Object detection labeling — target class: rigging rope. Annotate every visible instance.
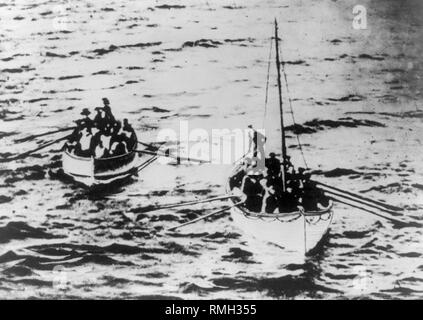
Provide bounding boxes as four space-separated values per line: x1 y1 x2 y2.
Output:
262 38 273 129
278 46 309 169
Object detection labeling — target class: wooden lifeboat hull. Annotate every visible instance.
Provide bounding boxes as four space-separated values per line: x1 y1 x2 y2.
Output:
62 150 138 187
229 197 333 254
227 164 334 254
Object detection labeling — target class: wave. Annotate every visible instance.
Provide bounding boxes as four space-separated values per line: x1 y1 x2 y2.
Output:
58 75 83 81
361 182 411 194
222 247 256 264
172 38 254 51
211 274 340 298
0 221 62 244
2 164 48 184
183 39 222 49
222 5 246 10
282 60 309 66
286 117 385 134
0 195 12 204
356 53 386 61
45 51 67 58
89 42 161 57
328 94 364 102
155 4 186 9
312 168 361 177
2 65 35 73
0 131 17 140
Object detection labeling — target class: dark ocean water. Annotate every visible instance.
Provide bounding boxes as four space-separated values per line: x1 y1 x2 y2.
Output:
0 0 423 299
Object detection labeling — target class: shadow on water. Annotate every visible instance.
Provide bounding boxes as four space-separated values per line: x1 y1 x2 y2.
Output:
85 175 137 200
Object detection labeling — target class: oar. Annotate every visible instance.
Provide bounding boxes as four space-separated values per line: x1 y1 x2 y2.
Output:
313 181 402 212
327 195 413 227
136 141 168 172
136 155 159 173
14 127 75 143
136 149 210 164
166 202 242 232
137 140 163 151
320 188 401 216
0 135 70 163
135 195 237 214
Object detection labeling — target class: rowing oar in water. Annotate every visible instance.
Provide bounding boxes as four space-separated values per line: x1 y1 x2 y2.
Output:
313 181 402 212
166 201 243 232
137 140 170 151
319 188 401 216
14 126 76 143
0 135 70 163
136 149 210 164
326 194 419 228
134 195 237 214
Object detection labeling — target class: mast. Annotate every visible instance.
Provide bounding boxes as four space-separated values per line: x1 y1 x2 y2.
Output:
274 19 287 192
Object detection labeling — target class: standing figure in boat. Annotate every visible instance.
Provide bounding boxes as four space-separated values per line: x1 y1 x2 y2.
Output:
79 108 94 130
102 98 115 123
226 20 333 254
64 98 137 159
247 125 266 156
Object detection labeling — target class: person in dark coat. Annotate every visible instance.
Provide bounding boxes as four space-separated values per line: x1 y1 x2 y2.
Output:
93 107 107 131
76 108 94 130
111 141 128 156
247 125 266 163
278 187 299 213
122 118 136 150
102 98 115 123
68 126 80 143
240 174 263 212
262 184 279 213
265 152 281 176
300 173 329 210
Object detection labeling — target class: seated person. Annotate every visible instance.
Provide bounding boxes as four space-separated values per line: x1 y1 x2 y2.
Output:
94 107 107 131
278 187 299 213
262 184 279 213
123 118 134 134
122 119 136 151
265 152 281 176
102 98 116 124
100 128 112 151
79 108 94 130
240 174 263 213
74 128 93 157
95 140 108 158
64 141 77 154
110 140 128 156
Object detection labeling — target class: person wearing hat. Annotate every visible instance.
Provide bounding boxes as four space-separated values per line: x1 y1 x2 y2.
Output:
102 97 115 124
122 118 136 151
278 187 299 213
240 169 264 213
74 126 93 157
247 125 266 167
94 107 107 131
283 155 294 176
78 108 94 130
265 152 281 177
299 173 320 211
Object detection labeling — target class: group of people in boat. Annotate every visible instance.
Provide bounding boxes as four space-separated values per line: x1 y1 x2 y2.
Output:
65 98 136 159
231 154 329 213
230 126 329 214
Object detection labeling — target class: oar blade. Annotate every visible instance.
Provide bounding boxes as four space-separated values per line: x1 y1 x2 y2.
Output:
327 195 416 228
314 181 403 212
